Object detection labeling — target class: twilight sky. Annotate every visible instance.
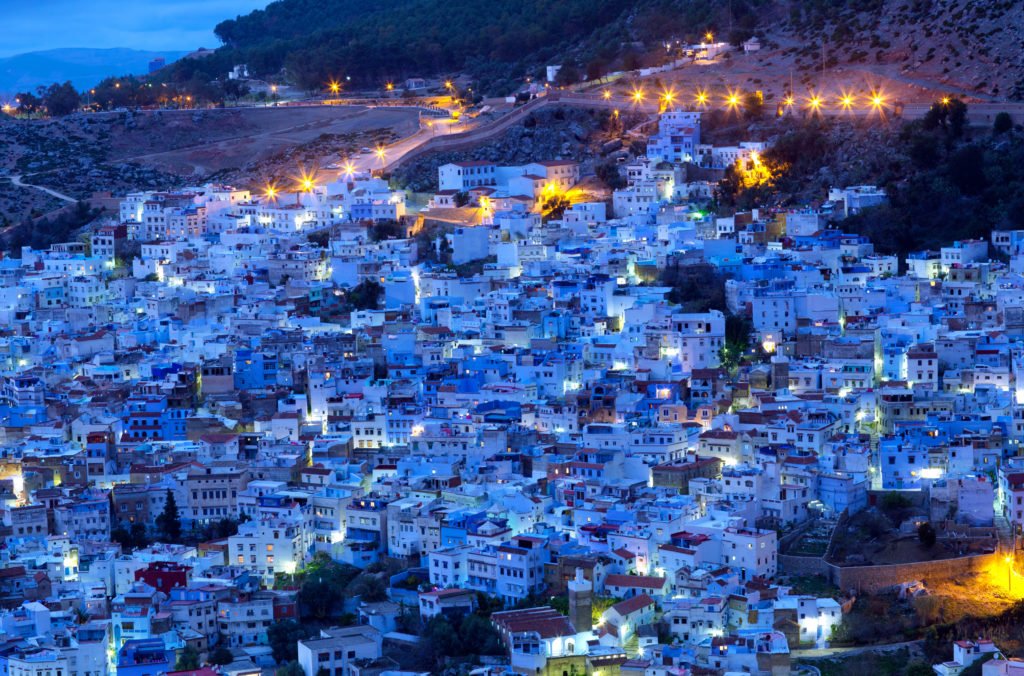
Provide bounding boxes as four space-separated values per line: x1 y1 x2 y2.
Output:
0 0 270 57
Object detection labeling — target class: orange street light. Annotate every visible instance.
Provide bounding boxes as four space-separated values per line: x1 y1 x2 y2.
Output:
808 95 823 112
343 161 356 177
375 145 387 162
602 90 612 101
783 95 795 107
385 82 394 92
264 183 279 201
328 81 341 94
631 88 645 104
444 80 454 90
870 92 885 109
661 89 677 107
695 90 709 106
726 92 741 109
940 96 951 106
705 31 714 42
839 94 854 110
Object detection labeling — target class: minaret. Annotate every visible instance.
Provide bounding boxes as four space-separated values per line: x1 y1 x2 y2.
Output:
568 567 592 633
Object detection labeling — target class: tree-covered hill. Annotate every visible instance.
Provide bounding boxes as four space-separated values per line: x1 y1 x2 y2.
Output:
161 0 1024 100
170 0 767 94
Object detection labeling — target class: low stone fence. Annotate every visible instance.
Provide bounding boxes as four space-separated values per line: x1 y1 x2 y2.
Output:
830 552 998 594
779 549 999 594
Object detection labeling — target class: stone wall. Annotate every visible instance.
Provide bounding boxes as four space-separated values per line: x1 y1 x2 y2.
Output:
779 554 830 576
830 552 998 594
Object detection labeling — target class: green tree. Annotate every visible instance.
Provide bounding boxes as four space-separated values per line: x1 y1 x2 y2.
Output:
14 91 42 114
348 574 387 602
369 220 404 241
156 489 182 542
275 661 305 676
267 620 312 664
541 195 571 223
344 279 383 311
917 522 937 547
111 526 133 551
130 522 150 549
208 646 235 665
994 111 1014 135
175 646 200 671
555 63 580 86
42 81 81 116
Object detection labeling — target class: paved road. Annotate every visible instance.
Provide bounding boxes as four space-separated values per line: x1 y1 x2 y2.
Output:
7 174 77 203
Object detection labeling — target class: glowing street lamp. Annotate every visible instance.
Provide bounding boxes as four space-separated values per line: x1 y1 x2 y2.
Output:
343 161 356 178
294 169 318 201
661 89 677 108
839 94 854 111
783 94 795 107
602 90 612 101
385 82 395 92
444 80 454 90
807 95 823 113
328 81 341 94
695 90 709 106
705 31 714 42
631 88 645 104
726 92 741 110
375 145 387 163
264 183 279 201
870 92 885 109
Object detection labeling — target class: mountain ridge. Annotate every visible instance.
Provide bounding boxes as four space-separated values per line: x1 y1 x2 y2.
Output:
0 48 189 94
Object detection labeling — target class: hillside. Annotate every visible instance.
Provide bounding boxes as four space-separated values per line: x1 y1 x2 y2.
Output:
0 48 188 94
162 0 1023 100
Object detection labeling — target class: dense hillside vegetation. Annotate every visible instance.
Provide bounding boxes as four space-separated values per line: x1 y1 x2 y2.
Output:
167 0 767 94
158 0 1022 100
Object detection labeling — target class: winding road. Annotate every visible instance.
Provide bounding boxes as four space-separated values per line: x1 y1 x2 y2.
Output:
7 174 77 203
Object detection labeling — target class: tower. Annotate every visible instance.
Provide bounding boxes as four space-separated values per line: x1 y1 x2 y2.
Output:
568 567 592 633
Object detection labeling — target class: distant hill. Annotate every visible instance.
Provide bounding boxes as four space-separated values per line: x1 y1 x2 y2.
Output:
162 0 1022 100
0 48 189 94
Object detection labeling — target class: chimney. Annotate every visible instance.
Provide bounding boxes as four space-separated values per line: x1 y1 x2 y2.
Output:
568 567 592 633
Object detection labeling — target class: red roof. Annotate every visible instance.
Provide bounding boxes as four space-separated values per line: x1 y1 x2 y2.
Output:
610 593 655 616
604 574 666 590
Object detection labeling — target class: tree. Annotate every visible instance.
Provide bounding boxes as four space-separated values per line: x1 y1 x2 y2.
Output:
297 557 360 619
14 91 42 114
156 489 182 542
130 522 150 549
267 620 312 664
742 91 764 119
208 646 235 665
917 522 937 547
555 63 580 87
111 526 133 551
369 220 404 241
348 574 387 602
994 112 1014 135
42 81 81 116
585 57 608 81
541 195 571 223
275 661 305 676
344 279 383 311
175 646 200 671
